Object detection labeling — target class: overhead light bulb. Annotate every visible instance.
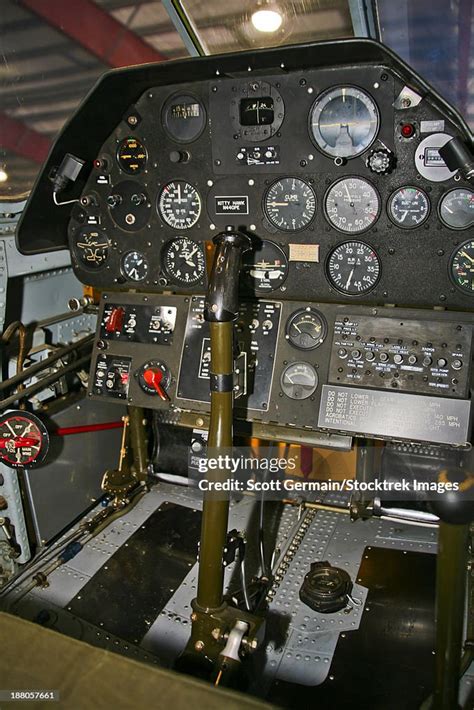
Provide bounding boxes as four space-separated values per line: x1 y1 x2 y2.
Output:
0 169 8 183
251 9 283 33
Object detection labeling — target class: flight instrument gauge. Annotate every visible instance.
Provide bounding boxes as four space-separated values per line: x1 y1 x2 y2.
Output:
325 177 380 233
388 187 430 228
449 240 474 294
309 86 379 159
439 188 474 230
326 241 380 295
0 411 49 468
73 228 109 269
280 362 318 400
286 308 327 350
162 237 205 285
117 137 147 174
264 177 316 231
242 240 288 293
162 93 206 143
158 181 201 229
121 251 148 282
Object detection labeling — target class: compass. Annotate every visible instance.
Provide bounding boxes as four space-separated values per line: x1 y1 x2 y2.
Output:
0 411 49 468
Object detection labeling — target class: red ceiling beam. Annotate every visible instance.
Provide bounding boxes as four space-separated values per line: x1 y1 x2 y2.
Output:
0 112 51 163
18 0 167 67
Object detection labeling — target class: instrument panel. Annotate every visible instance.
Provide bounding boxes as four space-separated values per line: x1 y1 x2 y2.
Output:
67 62 474 309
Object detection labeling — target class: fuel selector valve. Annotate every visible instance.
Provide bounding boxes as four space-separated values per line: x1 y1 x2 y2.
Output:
137 360 170 401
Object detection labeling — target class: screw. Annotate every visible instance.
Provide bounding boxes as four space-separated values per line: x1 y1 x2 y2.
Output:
194 640 204 651
128 115 138 126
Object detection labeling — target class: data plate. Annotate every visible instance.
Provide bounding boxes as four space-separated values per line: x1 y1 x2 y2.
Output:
318 385 471 445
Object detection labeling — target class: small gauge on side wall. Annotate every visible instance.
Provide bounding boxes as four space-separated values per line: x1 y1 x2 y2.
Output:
449 240 474 295
326 241 381 295
280 362 318 400
286 308 327 350
0 411 49 468
121 251 149 282
117 137 147 174
242 240 288 293
162 237 205 285
439 188 474 230
264 177 316 232
388 186 430 228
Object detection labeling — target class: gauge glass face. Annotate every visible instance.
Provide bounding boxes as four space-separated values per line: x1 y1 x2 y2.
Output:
240 97 274 126
388 187 430 228
325 177 380 233
280 362 318 400
264 177 316 231
327 241 380 295
439 188 474 230
117 137 147 174
310 86 379 158
0 411 49 468
242 240 288 292
73 228 109 269
162 94 206 143
158 181 201 229
450 240 474 294
286 309 327 350
162 237 205 285
121 251 148 281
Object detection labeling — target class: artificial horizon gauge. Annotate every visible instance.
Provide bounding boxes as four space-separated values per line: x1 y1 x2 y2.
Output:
158 181 201 229
121 251 148 281
439 188 474 230
325 177 380 233
280 362 318 400
117 137 147 174
162 93 206 143
309 86 379 158
0 411 49 468
326 240 381 295
388 186 430 228
162 237 205 285
73 228 109 269
242 240 288 292
286 308 327 350
449 240 474 294
264 177 316 231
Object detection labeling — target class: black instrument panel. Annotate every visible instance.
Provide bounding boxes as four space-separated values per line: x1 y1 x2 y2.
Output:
66 60 474 309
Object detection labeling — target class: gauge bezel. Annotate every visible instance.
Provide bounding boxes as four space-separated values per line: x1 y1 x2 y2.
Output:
72 227 110 271
387 186 430 229
116 136 148 175
161 92 206 144
161 237 206 286
242 239 289 293
157 180 202 230
120 250 149 282
280 361 318 400
308 84 380 159
324 176 381 235
325 239 381 296
263 176 317 232
0 410 50 468
285 308 327 350
438 188 474 231
448 239 474 295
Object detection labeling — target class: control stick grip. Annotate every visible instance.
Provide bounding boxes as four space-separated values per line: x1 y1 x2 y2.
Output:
204 228 252 323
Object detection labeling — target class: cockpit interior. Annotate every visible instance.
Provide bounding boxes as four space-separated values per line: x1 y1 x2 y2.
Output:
0 2 473 708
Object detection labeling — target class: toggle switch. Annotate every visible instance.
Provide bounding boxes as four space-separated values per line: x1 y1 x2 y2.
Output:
105 307 125 334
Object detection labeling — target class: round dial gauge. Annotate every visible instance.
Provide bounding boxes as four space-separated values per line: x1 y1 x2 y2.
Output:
439 188 474 230
286 308 327 350
158 181 201 229
388 186 430 228
162 94 206 143
264 177 316 231
121 251 148 282
0 411 49 468
280 362 318 400
327 241 381 295
310 86 379 158
162 237 205 285
325 177 380 234
117 137 147 174
73 227 109 269
242 241 288 293
449 240 474 295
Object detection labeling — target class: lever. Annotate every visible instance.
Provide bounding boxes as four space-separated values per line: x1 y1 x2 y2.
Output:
143 368 169 401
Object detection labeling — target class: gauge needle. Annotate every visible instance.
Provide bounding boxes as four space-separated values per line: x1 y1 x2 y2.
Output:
344 184 352 202
268 201 289 207
345 269 354 289
400 211 409 222
6 421 16 437
461 251 474 263
293 324 302 333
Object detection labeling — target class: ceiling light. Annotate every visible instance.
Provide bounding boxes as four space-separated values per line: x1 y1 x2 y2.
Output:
251 9 283 33
0 169 8 183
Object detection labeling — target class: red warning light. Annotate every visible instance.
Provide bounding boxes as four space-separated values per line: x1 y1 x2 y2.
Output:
401 123 415 138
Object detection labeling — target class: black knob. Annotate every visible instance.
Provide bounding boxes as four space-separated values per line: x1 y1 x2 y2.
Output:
367 149 395 175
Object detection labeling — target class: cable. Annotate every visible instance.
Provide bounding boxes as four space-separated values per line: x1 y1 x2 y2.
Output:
238 539 251 612
53 192 79 206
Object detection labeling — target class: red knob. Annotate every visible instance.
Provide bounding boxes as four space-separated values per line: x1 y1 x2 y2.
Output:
143 368 169 400
105 307 125 334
